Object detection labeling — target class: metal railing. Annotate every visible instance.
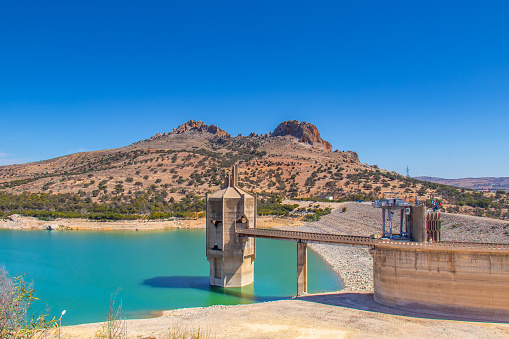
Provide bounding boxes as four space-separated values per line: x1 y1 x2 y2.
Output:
236 228 509 253
236 228 379 246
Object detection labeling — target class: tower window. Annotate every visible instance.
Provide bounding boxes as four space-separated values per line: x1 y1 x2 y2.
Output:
236 215 249 229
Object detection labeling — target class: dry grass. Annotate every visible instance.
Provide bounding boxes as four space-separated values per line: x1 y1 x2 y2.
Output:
165 322 211 339
0 267 57 339
94 290 127 339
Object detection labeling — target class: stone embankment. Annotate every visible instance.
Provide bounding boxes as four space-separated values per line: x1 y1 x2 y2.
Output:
440 212 509 243
281 201 509 292
0 214 198 231
280 202 380 292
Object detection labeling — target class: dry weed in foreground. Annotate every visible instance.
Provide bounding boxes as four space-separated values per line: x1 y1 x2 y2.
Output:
0 266 57 339
166 321 212 339
94 290 127 339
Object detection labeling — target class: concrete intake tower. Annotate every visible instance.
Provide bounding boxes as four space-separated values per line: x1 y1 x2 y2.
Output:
206 166 256 287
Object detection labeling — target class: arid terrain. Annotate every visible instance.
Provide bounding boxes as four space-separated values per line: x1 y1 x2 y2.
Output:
415 176 509 192
48 202 509 338
63 295 509 339
2 119 506 220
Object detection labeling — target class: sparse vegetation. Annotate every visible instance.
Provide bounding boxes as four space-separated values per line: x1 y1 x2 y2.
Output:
94 290 127 339
257 194 298 216
302 207 332 222
0 191 205 220
0 267 57 338
0 128 507 221
166 322 211 339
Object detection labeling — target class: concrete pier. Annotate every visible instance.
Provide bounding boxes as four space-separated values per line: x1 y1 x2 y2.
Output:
297 241 308 295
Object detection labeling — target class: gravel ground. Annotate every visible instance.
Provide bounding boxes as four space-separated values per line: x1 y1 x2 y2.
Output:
281 201 509 292
63 294 509 339
441 212 509 243
280 202 380 292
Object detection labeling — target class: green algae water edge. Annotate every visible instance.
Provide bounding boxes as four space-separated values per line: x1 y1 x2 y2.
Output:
0 229 342 325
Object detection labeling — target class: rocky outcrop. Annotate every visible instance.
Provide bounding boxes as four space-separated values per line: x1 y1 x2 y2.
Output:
345 151 359 163
131 120 231 146
172 120 230 138
332 150 359 163
272 120 332 151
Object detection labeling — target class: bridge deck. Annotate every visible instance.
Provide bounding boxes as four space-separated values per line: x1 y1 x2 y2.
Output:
237 228 377 246
236 228 509 253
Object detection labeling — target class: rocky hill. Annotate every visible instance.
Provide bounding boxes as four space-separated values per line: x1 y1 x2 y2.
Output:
272 120 333 151
0 120 507 220
131 119 231 147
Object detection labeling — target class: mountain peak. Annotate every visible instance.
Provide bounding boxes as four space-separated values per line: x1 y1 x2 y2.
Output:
172 120 230 138
272 120 332 151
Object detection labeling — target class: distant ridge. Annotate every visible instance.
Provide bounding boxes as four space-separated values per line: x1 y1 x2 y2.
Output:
415 176 509 191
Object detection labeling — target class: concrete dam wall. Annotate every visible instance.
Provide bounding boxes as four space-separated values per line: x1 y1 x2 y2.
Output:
207 177 509 322
371 244 509 321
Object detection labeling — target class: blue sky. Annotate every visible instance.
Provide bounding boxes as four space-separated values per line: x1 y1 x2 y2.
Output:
0 1 508 178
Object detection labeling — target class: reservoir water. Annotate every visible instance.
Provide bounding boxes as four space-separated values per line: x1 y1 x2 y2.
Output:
0 229 342 325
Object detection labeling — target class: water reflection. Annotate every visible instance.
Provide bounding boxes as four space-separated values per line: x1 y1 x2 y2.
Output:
142 276 286 302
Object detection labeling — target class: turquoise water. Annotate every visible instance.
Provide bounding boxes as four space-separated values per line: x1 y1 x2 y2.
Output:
0 229 342 325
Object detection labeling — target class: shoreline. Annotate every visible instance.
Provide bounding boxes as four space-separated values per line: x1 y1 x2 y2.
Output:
61 290 509 338
0 212 310 232
0 214 204 231
10 202 509 337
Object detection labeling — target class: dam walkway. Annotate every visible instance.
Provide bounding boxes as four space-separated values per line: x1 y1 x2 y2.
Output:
236 228 509 253
236 227 509 295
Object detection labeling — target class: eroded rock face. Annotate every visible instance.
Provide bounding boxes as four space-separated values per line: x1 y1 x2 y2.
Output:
345 151 359 163
272 120 332 151
172 119 231 138
332 150 359 163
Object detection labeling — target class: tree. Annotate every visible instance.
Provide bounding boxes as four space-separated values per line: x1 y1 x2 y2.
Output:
362 183 373 190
